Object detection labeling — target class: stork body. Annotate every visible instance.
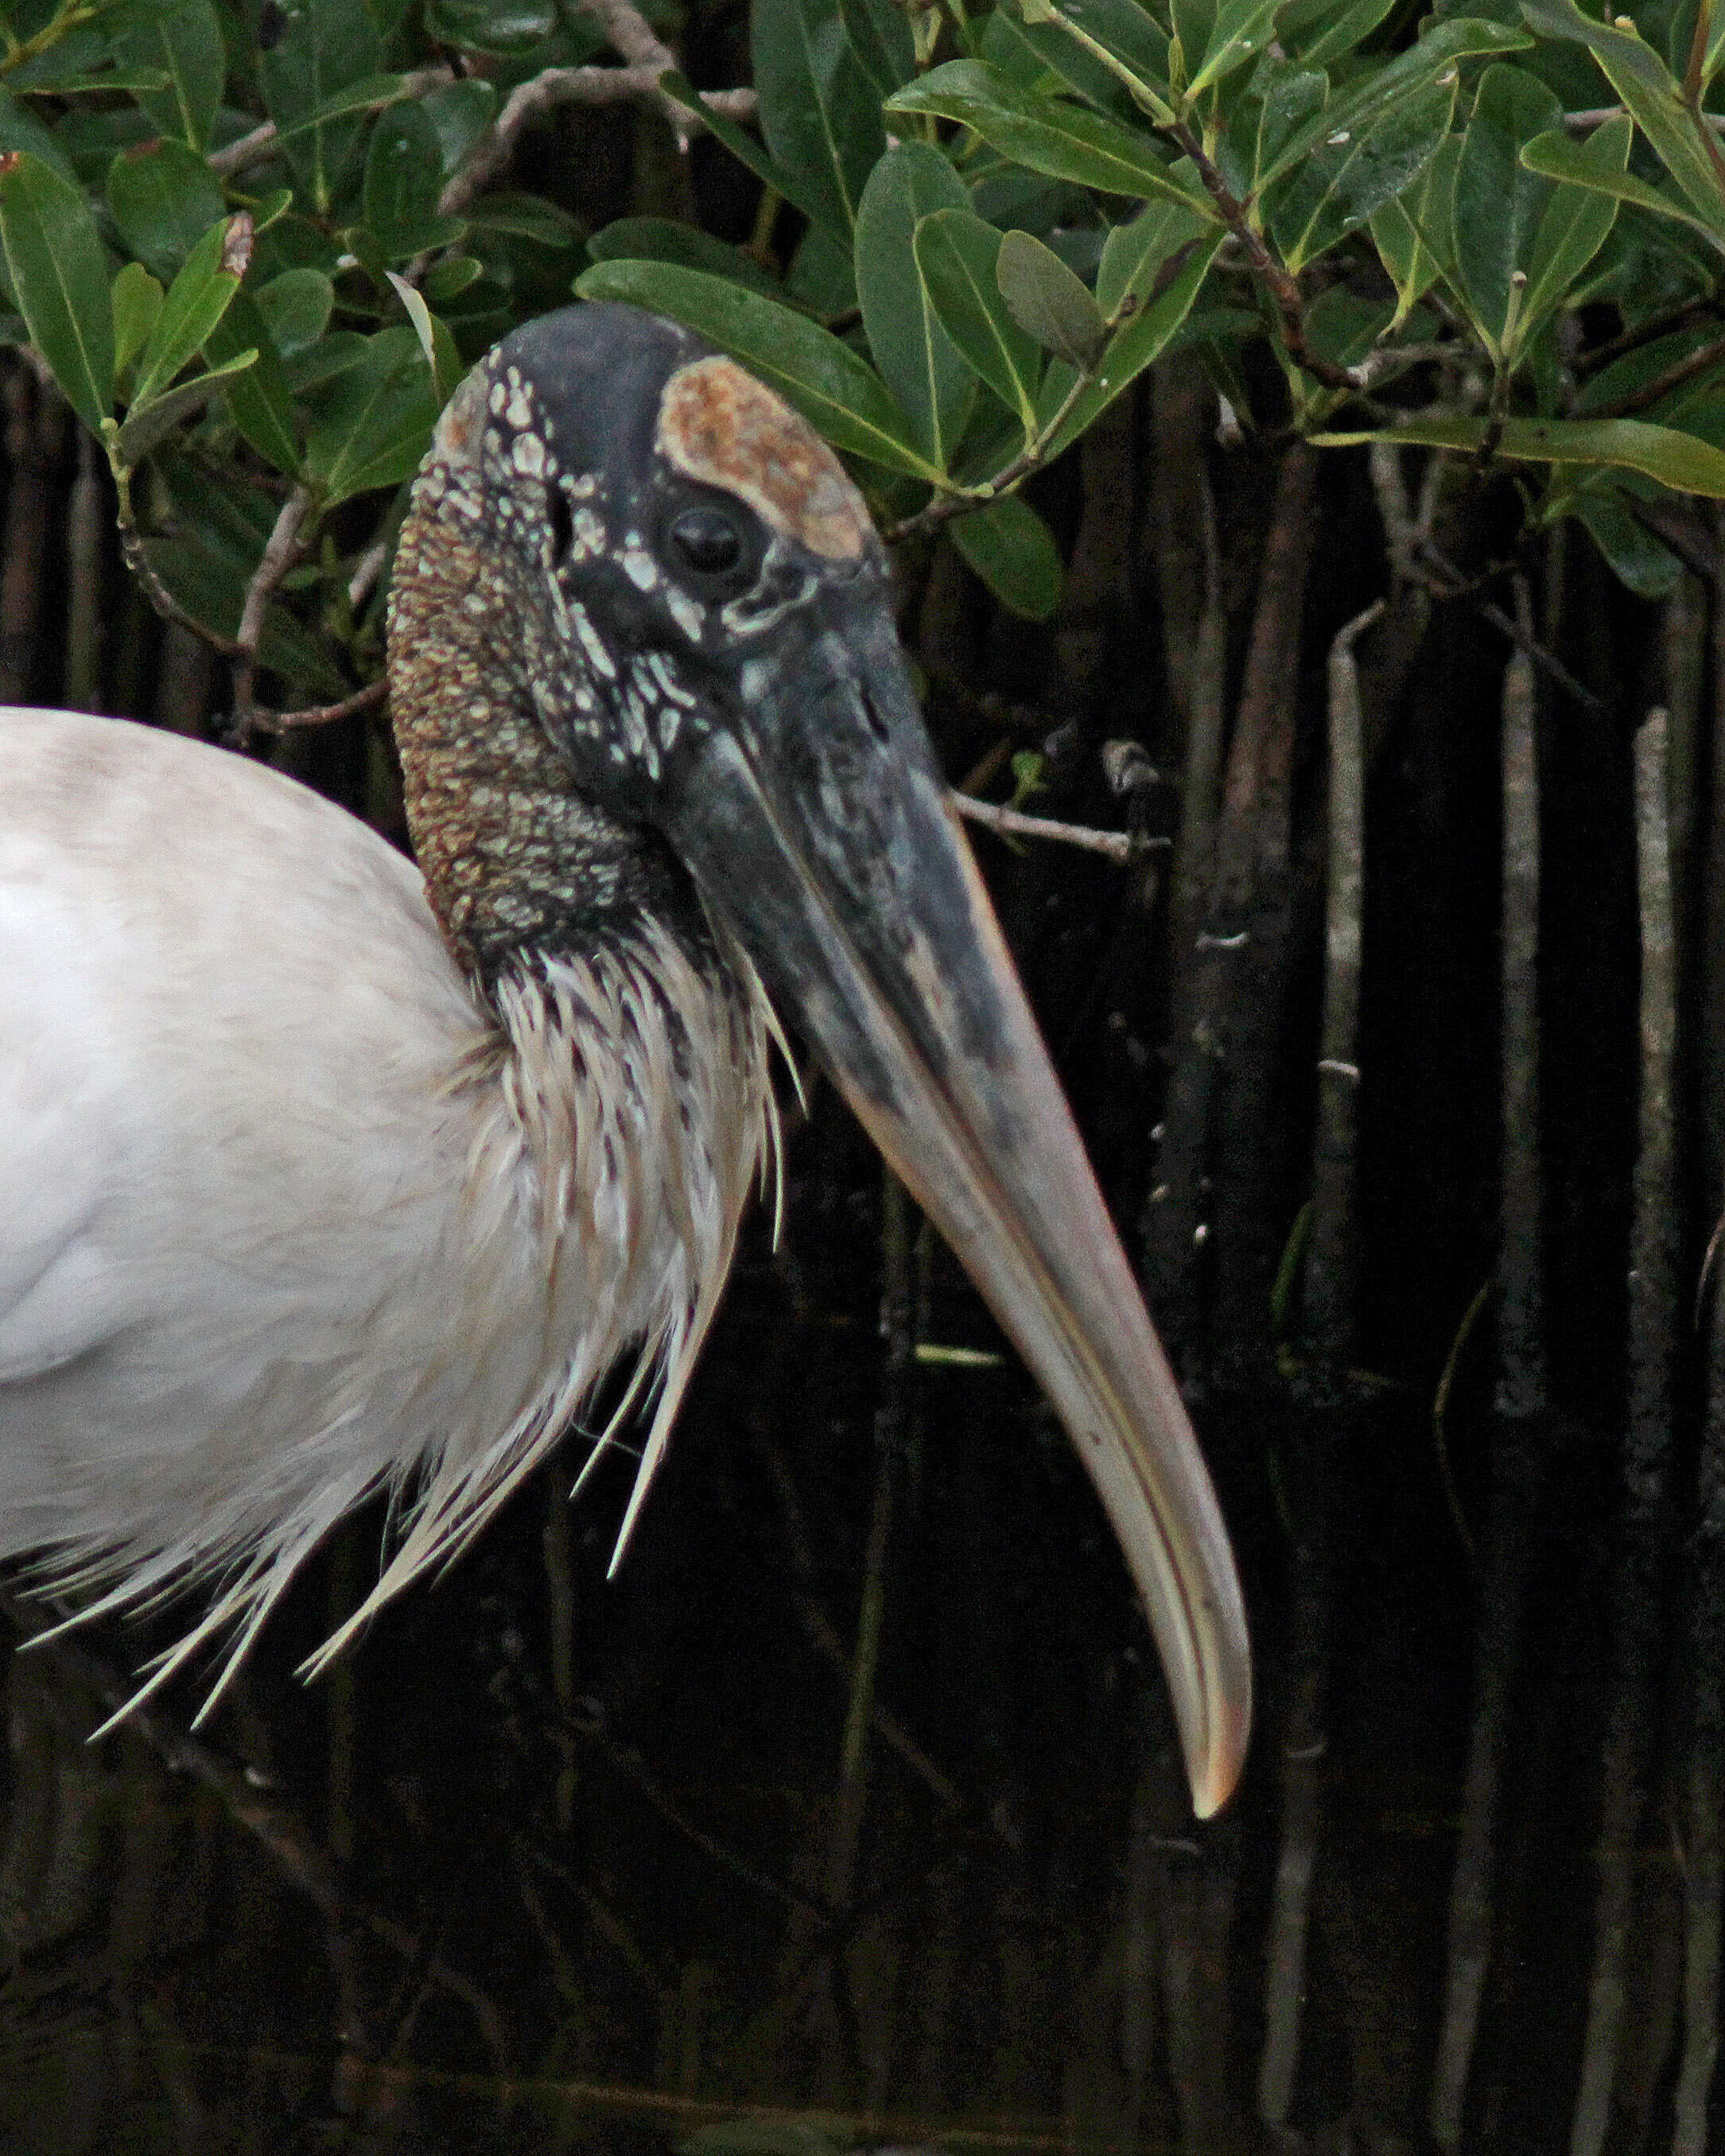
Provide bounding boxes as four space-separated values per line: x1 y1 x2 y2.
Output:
0 305 1249 1812
0 709 768 1677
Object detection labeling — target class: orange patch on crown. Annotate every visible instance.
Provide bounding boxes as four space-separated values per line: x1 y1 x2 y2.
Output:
656 357 869 561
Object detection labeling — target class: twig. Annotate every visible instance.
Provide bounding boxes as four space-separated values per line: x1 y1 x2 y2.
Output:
441 57 756 210
1585 330 1725 419
247 677 387 734
208 66 456 178
952 790 1166 864
231 483 313 728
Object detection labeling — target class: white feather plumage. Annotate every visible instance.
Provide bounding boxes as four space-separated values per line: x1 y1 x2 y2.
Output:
0 705 775 1711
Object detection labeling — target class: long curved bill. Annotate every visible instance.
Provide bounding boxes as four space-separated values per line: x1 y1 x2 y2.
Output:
670 607 1251 1816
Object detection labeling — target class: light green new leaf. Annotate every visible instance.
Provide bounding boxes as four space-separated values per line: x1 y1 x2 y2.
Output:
108 137 225 281
111 261 163 382
1520 0 1725 247
855 145 973 470
1520 126 1716 245
112 0 226 150
885 62 1214 213
914 210 1043 439
1514 114 1629 352
0 153 114 431
576 260 943 482
386 272 464 404
116 346 258 464
951 494 1063 620
997 229 1105 367
1452 64 1561 352
130 215 249 407
1269 76 1455 274
1311 412 1725 494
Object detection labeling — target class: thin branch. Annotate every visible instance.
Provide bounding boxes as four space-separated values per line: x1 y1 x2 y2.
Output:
1585 330 1725 419
208 67 455 179
231 483 313 728
247 677 387 735
441 58 756 211
953 789 1167 864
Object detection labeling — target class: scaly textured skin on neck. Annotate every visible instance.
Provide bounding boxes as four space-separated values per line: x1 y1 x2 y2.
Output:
388 449 693 987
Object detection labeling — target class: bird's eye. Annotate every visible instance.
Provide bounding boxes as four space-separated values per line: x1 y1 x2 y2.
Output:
669 507 744 577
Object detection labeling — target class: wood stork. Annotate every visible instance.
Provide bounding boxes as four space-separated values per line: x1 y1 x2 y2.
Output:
0 304 1249 1815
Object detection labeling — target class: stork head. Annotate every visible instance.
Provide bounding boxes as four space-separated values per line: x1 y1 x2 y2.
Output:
388 303 1250 1816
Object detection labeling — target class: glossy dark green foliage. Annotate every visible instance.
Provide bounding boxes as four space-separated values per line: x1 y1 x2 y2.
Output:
2 0 1723 687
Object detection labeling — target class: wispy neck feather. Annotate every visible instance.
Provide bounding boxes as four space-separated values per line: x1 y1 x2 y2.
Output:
40 862 778 1732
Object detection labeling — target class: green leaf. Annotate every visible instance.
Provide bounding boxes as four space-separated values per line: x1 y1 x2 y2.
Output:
1268 76 1455 274
658 72 834 235
141 533 347 697
575 259 943 481
1279 0 1404 68
1514 114 1629 352
107 136 225 281
997 228 1106 367
950 493 1063 618
855 145 973 470
253 266 334 359
1098 194 1212 311
111 260 163 382
363 100 464 259
1187 0 1284 99
1519 0 1725 246
837 0 917 99
204 293 301 476
421 79 499 178
301 324 438 504
586 217 789 301
258 0 384 215
885 61 1215 212
0 87 80 189
1565 487 1683 596
914 208 1043 437
1033 226 1223 460
1370 134 1460 331
462 192 581 248
752 0 886 235
1520 124 1715 243
425 0 556 55
1451 64 1562 352
111 0 226 150
0 153 114 431
1257 17 1532 195
1311 411 1725 493
1016 0 1175 118
130 213 247 406
115 345 258 463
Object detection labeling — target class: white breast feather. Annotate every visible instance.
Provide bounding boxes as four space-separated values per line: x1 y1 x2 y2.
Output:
0 709 777 1719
